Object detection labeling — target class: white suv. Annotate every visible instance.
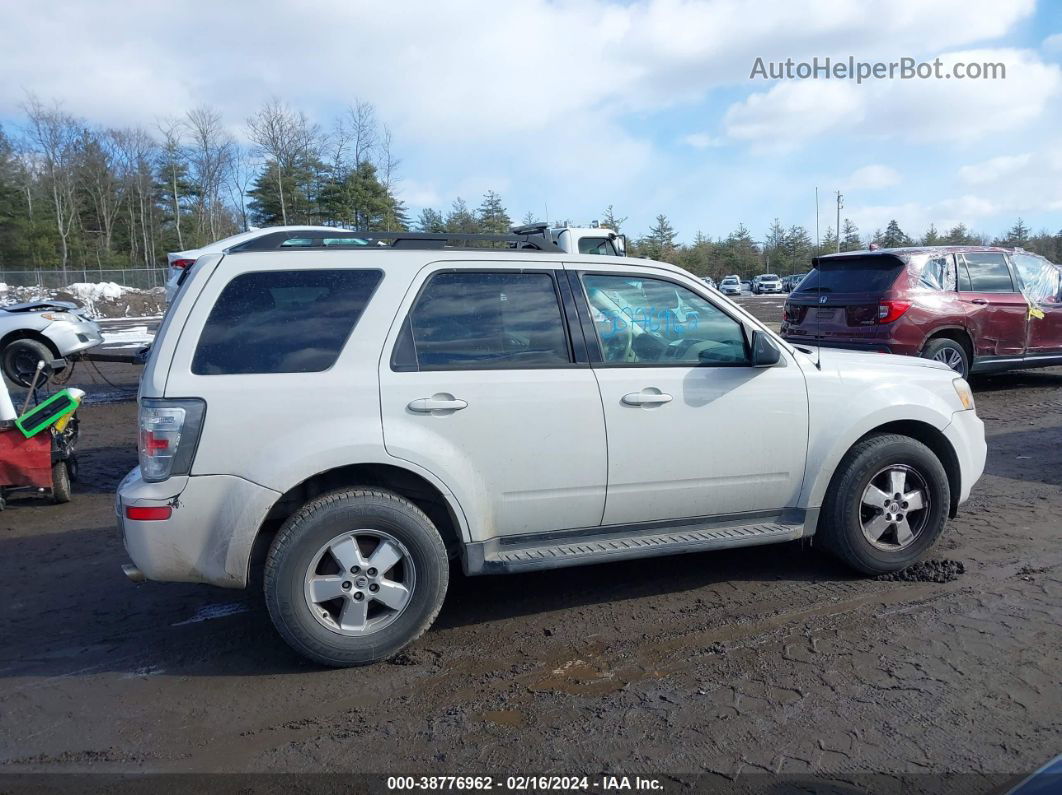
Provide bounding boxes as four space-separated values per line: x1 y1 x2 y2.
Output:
118 233 986 667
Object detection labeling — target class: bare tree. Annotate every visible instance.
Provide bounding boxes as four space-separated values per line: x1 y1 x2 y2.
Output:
22 95 81 272
115 128 159 266
226 147 259 232
185 106 233 242
378 123 400 190
157 118 186 250
246 99 320 225
78 128 125 260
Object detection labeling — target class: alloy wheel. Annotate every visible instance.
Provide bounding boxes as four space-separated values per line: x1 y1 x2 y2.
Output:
303 529 416 636
931 347 966 377
859 465 931 550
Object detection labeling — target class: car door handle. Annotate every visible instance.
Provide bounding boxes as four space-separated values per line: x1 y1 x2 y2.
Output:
622 391 673 406
408 395 468 413
970 298 990 305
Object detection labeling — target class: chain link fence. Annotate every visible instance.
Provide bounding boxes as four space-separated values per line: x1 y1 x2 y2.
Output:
0 268 169 292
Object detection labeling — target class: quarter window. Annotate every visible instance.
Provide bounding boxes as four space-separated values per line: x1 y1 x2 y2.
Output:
395 271 571 370
578 237 618 256
959 253 1015 293
192 269 381 375
582 274 749 365
919 255 957 291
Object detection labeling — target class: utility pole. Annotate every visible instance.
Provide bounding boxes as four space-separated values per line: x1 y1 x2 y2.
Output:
815 187 820 252
835 191 843 253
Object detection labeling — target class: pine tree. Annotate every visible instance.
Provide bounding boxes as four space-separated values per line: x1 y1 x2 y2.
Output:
882 219 909 248
416 207 445 233
922 223 941 246
998 218 1030 248
819 226 838 256
601 204 627 234
477 190 511 235
840 218 861 251
641 214 677 260
783 225 813 273
444 197 479 235
944 223 975 246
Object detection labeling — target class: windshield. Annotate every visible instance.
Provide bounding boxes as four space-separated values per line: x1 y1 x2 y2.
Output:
795 256 904 294
721 277 738 284
762 274 779 280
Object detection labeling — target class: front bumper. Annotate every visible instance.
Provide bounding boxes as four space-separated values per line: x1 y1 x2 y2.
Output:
943 409 987 507
116 467 280 588
42 319 104 357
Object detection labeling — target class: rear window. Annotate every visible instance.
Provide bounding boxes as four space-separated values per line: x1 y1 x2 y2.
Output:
795 256 904 294
192 269 382 375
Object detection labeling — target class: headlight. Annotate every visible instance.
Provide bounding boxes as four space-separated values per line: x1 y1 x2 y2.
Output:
41 312 74 322
952 377 975 411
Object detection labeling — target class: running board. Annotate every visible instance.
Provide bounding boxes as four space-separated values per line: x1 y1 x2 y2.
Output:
464 518 804 575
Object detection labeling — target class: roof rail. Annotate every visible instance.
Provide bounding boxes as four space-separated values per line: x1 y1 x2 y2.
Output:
227 229 562 253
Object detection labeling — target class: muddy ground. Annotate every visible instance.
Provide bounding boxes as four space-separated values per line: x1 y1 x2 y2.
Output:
0 297 1059 791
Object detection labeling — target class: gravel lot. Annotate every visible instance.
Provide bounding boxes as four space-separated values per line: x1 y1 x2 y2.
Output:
1 296 1059 790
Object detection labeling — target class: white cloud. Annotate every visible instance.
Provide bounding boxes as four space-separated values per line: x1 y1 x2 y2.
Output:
954 145 1062 214
844 165 901 190
1043 33 1062 54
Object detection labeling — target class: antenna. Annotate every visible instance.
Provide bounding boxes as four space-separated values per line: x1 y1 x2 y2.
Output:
815 186 820 251
835 191 843 253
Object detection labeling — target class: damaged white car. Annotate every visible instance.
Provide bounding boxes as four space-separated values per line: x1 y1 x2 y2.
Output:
0 300 104 386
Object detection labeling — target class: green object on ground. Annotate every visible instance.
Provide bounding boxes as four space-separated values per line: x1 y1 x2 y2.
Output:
15 389 78 438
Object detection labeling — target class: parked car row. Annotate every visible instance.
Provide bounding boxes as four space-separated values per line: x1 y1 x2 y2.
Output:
780 246 1062 378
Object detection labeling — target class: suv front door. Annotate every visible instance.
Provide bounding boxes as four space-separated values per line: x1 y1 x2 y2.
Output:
379 265 607 542
573 268 810 525
957 252 1029 364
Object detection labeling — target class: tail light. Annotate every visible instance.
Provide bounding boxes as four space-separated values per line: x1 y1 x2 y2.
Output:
138 398 206 482
845 304 879 326
783 303 808 324
171 258 196 270
877 300 911 324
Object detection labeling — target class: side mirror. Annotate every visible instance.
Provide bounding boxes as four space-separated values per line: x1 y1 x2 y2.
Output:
751 330 781 367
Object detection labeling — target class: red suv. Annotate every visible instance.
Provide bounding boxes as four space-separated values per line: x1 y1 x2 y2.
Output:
780 246 1062 378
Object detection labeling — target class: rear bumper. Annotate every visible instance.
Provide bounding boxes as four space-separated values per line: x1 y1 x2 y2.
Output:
116 467 280 588
943 410 987 507
781 336 921 356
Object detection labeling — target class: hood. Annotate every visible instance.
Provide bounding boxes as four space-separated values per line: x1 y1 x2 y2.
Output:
1 299 83 314
794 345 953 373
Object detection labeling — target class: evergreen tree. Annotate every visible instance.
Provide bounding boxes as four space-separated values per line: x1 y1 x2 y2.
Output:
943 223 976 246
416 207 445 233
601 204 627 234
444 197 479 235
922 223 941 246
997 218 1031 248
882 219 910 248
840 218 861 251
477 190 511 235
783 225 813 273
819 226 838 256
641 214 677 260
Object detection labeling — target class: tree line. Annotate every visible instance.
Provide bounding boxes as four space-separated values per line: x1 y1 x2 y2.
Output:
0 95 1058 279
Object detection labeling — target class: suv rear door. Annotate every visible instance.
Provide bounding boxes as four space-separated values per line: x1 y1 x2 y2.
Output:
1011 252 1062 357
379 264 607 542
957 252 1029 363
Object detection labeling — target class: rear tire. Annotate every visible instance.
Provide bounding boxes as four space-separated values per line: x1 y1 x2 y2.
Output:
922 338 969 379
264 488 449 667
2 339 54 387
818 434 950 574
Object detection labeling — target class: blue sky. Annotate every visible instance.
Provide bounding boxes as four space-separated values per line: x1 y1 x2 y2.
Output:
2 0 1060 244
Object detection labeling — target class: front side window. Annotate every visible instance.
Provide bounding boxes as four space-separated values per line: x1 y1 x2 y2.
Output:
192 269 382 375
396 271 571 370
959 252 1015 293
582 274 749 366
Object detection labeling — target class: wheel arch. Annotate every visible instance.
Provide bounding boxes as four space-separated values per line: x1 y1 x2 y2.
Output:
920 326 973 365
247 463 467 587
0 329 62 359
812 419 962 533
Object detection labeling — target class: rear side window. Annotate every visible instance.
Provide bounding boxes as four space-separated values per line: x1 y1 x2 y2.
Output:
578 237 619 256
959 253 1015 293
192 269 382 375
795 256 904 294
393 271 571 370
918 255 957 291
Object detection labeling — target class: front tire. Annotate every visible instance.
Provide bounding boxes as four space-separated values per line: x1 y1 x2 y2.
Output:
264 488 449 667
819 434 950 574
2 338 55 387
